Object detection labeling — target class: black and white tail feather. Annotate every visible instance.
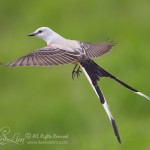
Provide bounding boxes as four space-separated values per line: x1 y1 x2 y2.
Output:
80 59 150 144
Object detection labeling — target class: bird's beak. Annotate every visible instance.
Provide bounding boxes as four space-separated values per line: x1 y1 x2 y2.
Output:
28 32 37 36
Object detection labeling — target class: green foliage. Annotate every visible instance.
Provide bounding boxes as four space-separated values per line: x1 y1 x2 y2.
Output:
0 0 150 149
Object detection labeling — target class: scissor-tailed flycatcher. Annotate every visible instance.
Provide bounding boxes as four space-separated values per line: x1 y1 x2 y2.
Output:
7 27 150 143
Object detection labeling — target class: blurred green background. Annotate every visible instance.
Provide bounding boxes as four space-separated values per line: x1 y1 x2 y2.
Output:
0 0 150 149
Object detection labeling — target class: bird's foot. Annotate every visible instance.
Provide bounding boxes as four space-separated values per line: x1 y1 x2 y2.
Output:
72 65 82 80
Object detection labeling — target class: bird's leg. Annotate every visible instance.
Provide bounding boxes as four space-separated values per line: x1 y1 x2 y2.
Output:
76 66 82 78
72 65 82 80
72 65 78 79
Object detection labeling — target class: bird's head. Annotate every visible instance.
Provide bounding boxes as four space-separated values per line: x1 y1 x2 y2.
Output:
28 27 59 44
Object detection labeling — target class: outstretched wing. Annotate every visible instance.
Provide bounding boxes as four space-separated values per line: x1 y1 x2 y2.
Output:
82 42 115 58
7 47 79 66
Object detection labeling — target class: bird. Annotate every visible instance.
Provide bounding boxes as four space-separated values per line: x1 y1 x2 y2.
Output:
6 27 150 143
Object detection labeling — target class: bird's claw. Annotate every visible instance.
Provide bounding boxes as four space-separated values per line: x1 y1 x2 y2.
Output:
72 65 82 80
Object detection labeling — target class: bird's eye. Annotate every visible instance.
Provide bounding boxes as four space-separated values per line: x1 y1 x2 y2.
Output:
38 30 43 33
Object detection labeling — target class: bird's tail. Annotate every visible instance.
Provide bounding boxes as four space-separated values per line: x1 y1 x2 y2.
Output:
80 59 121 143
81 59 150 101
80 59 150 143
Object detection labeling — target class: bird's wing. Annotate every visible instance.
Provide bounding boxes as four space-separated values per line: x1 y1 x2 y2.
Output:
82 42 115 58
7 47 80 66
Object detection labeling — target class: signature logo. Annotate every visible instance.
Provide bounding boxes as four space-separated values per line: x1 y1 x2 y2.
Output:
0 126 69 145
0 126 25 145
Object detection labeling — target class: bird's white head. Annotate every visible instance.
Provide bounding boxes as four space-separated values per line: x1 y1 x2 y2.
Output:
28 27 61 45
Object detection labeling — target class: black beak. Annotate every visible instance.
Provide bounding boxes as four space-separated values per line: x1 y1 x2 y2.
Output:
28 32 36 36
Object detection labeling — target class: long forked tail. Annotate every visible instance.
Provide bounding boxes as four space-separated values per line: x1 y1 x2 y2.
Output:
89 60 150 101
80 59 121 143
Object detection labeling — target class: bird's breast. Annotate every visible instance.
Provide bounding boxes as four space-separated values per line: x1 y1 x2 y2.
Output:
51 39 81 52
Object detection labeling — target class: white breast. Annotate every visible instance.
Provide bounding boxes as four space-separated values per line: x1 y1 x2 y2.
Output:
51 39 81 52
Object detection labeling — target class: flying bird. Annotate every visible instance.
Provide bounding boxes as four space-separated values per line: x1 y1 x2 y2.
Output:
6 27 150 143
